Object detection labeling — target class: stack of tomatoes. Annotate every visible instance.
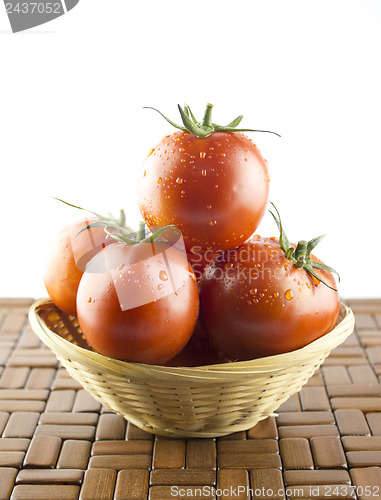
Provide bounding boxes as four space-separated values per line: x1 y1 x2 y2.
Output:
44 104 340 366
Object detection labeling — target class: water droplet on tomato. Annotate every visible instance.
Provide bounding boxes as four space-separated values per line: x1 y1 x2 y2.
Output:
157 284 164 290
159 270 168 281
312 275 320 286
249 289 257 295
210 220 217 226
148 149 154 157
207 205 212 210
200 152 206 158
306 282 311 289
87 297 92 303
201 169 207 176
285 289 294 300
157 177 162 184
176 177 183 184
143 170 146 177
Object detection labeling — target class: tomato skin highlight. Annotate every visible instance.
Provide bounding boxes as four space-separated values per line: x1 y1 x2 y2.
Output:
138 131 269 253
44 217 111 316
199 236 340 361
76 242 199 365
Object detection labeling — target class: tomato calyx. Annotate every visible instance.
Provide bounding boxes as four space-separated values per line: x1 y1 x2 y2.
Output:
52 197 134 235
103 221 177 246
144 103 281 138
53 198 177 247
269 202 340 291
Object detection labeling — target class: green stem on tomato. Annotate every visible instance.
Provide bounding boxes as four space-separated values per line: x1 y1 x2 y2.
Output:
52 197 134 234
52 197 176 247
269 202 340 291
144 103 281 138
201 103 214 128
294 240 308 268
138 221 146 241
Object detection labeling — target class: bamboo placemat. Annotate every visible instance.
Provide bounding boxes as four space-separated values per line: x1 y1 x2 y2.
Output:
0 298 380 500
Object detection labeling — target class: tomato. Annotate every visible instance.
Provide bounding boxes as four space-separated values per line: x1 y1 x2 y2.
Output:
187 248 218 281
165 321 224 367
76 240 199 365
138 104 273 254
199 208 340 361
44 217 112 316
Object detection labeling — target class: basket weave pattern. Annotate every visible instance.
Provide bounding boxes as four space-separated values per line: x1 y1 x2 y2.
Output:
29 299 355 438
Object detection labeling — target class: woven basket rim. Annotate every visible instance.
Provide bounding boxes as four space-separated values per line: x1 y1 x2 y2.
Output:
29 298 355 379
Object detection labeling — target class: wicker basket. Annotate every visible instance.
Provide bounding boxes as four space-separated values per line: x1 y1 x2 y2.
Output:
29 299 355 438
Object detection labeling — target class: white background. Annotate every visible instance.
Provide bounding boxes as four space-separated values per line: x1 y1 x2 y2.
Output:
1 0 380 299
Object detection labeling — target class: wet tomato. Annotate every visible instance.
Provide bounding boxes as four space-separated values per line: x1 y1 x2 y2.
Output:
44 217 112 316
138 104 275 254
76 240 199 365
186 248 218 281
199 207 340 361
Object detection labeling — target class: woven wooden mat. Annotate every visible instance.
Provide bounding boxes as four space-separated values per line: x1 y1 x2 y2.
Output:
0 298 380 500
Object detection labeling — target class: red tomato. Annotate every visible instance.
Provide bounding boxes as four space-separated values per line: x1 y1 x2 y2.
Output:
138 105 271 254
199 234 340 361
165 321 224 367
76 241 199 365
187 247 218 281
44 217 112 316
